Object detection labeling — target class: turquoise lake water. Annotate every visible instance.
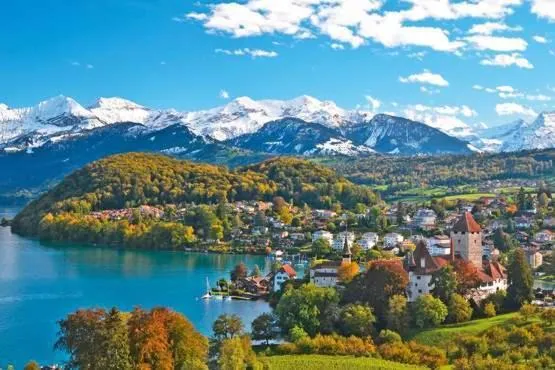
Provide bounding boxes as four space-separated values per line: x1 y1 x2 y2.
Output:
0 207 271 368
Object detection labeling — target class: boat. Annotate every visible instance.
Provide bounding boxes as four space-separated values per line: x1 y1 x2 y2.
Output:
214 294 224 300
201 277 212 300
224 295 232 301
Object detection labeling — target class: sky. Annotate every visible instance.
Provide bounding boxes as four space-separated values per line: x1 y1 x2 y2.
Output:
1 0 555 129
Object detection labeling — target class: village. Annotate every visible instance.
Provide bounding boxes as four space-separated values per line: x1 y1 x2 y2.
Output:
86 185 555 306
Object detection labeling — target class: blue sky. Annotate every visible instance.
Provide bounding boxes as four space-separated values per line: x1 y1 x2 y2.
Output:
1 0 555 129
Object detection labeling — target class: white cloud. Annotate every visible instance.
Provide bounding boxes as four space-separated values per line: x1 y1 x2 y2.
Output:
330 43 345 50
399 70 449 87
533 35 548 43
531 0 555 22
215 48 279 58
480 53 534 69
526 94 551 101
185 13 207 21
86 64 94 69
71 61 80 67
365 95 381 111
472 84 484 90
403 103 477 135
219 90 230 99
465 35 527 51
495 102 537 116
468 22 522 35
496 85 515 93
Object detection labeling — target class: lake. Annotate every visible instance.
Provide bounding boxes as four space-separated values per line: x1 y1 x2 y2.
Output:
0 207 271 368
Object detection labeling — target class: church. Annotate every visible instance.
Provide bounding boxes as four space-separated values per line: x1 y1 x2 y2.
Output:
405 212 507 302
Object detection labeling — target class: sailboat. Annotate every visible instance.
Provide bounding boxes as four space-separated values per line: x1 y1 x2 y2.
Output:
201 277 212 300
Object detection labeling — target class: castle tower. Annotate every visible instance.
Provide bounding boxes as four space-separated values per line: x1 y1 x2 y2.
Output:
450 212 482 268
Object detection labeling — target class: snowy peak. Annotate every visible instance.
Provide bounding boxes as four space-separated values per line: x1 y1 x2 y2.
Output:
31 95 94 123
479 111 555 152
90 97 151 124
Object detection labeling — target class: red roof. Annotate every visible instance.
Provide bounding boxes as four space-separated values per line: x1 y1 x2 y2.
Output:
280 264 297 277
452 212 481 233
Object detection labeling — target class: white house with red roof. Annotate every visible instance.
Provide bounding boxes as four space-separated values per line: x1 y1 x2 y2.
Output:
273 264 297 292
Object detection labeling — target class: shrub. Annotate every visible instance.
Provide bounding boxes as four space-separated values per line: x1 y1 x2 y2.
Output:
447 294 473 323
483 302 496 318
377 330 402 344
518 304 536 322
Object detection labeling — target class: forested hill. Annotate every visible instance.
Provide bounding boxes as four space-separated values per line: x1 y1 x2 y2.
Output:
319 149 555 189
12 153 378 236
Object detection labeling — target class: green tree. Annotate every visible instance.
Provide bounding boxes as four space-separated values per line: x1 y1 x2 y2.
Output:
288 325 308 342
517 187 526 210
217 337 245 370
275 283 340 336
447 294 473 323
430 265 458 304
414 294 448 328
311 238 331 258
386 295 409 335
339 304 376 337
506 248 534 309
212 314 244 340
251 313 277 346
519 304 537 322
100 308 131 370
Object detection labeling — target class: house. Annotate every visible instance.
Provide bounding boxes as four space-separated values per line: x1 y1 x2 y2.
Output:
313 209 337 220
358 232 379 250
310 237 352 288
236 276 270 295
273 265 297 291
272 231 289 239
289 233 306 241
427 235 450 257
312 230 333 245
526 249 543 269
534 230 554 243
252 226 269 235
515 216 532 229
332 231 355 251
413 209 437 230
544 217 555 229
384 232 404 248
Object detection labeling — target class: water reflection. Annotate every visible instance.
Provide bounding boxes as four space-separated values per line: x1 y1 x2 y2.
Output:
0 222 270 368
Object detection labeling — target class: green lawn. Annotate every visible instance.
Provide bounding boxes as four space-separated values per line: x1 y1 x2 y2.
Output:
260 355 426 369
439 193 496 202
408 313 522 347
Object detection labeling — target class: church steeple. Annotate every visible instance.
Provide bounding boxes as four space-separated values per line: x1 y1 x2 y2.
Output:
342 234 352 264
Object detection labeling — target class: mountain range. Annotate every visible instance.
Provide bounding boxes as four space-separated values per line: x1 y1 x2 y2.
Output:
0 94 554 199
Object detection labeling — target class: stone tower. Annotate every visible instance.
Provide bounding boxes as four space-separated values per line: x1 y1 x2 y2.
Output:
450 212 483 269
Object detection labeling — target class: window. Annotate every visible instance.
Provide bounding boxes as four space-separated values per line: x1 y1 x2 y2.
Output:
416 276 421 280
418 289 422 293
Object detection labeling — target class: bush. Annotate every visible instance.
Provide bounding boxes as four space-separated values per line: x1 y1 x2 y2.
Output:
378 341 447 369
483 302 496 318
277 335 376 357
377 330 402 344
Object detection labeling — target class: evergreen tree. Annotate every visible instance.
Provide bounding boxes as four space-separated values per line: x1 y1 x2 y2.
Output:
100 308 132 370
506 248 534 309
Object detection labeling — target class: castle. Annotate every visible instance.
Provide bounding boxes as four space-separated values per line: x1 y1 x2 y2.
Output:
405 212 507 302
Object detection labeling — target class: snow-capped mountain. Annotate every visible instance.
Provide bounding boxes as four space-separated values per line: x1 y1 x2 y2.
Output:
479 113 555 152
2 95 553 156
226 117 374 156
184 95 372 141
343 114 473 155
